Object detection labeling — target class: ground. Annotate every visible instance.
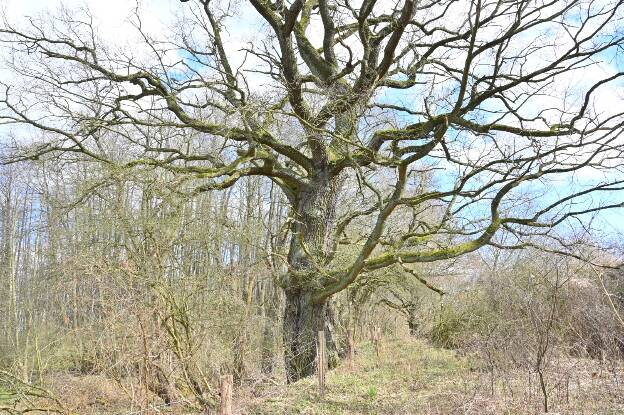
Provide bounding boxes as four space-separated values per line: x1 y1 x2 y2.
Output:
2 337 623 414
245 337 624 415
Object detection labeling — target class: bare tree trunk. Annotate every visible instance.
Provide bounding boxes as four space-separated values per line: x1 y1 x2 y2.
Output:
346 328 354 366
260 280 278 375
282 174 341 382
219 374 233 415
283 289 336 382
407 308 419 336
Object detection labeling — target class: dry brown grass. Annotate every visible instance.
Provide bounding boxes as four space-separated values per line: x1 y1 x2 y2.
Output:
244 337 624 415
6 337 622 414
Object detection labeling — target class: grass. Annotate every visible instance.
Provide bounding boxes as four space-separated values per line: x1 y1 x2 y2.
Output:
248 337 471 414
0 387 16 403
247 337 624 415
2 337 622 414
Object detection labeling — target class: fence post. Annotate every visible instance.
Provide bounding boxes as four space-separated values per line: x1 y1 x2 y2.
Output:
372 326 381 359
219 373 233 415
346 328 354 369
317 330 326 399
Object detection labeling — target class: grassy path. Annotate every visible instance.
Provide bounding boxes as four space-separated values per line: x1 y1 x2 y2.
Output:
247 337 624 415
248 338 471 414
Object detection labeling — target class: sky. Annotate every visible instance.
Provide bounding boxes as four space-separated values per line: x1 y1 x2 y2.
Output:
4 0 173 32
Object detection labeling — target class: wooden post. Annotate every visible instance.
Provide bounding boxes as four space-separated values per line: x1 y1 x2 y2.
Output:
346 328 354 369
219 373 233 415
317 330 326 399
372 326 381 359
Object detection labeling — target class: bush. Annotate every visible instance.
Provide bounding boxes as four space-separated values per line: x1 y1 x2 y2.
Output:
427 290 493 350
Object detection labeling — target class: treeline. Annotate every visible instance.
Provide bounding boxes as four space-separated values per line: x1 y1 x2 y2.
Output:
1 159 623 413
0 161 292 408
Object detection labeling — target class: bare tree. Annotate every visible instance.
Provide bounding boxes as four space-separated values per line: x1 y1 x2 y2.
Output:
1 0 624 382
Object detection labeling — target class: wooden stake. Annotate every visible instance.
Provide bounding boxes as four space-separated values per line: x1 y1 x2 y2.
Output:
219 373 233 415
346 328 354 369
317 330 326 399
372 326 381 359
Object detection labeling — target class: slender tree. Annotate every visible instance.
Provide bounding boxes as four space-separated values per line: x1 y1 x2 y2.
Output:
1 0 624 382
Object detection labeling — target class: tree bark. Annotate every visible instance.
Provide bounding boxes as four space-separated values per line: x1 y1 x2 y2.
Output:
283 289 338 382
407 309 419 336
260 279 279 375
282 173 342 383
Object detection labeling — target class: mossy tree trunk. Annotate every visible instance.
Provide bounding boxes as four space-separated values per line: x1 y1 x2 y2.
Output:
282 172 341 383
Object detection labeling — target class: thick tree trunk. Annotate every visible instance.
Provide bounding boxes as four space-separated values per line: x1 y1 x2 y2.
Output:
281 172 342 383
283 289 338 383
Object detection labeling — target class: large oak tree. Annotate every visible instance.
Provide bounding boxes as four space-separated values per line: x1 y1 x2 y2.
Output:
1 0 624 382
